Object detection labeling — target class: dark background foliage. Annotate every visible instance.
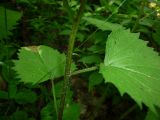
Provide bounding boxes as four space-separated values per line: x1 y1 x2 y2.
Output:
0 0 160 120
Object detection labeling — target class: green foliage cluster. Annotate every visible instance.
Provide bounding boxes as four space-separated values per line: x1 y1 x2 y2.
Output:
0 0 160 120
0 6 22 40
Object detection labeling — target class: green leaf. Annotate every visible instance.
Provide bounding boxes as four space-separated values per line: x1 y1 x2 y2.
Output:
41 102 56 120
88 45 105 53
0 90 8 99
8 83 17 98
14 89 37 104
11 111 28 120
152 21 160 46
79 55 102 64
100 29 160 113
14 45 66 84
83 17 124 31
89 72 103 91
0 6 22 40
63 103 81 120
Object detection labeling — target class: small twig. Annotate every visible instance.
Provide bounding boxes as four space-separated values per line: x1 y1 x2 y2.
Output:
71 66 98 76
120 104 138 120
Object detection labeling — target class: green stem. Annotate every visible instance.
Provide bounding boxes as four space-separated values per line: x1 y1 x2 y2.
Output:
51 80 58 118
58 1 86 120
72 66 98 76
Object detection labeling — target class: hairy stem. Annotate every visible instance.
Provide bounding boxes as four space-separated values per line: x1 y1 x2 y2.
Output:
72 66 98 76
58 1 86 120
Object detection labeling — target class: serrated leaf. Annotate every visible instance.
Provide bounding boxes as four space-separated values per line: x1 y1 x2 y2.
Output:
14 45 66 84
83 17 124 31
100 29 160 113
0 6 22 40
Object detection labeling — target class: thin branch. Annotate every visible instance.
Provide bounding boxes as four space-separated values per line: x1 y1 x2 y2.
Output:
120 104 138 120
71 66 98 76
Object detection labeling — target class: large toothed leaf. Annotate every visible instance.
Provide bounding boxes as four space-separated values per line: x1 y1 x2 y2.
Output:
14 45 66 84
0 6 22 40
83 17 124 31
100 29 160 113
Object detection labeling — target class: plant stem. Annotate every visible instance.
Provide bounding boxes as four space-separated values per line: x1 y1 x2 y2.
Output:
58 1 86 120
51 80 58 118
72 66 98 76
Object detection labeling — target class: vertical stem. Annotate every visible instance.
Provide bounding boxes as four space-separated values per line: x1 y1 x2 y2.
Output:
58 0 86 120
51 80 58 118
